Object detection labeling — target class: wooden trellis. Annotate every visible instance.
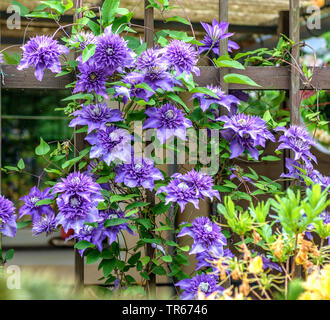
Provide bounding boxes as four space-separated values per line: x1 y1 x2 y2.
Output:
1 0 330 288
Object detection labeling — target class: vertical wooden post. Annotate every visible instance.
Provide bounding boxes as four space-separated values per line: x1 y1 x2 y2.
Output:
289 0 301 126
144 0 156 297
219 0 229 94
73 0 84 291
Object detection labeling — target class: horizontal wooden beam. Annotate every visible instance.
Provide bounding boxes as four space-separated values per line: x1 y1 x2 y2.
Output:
2 65 330 90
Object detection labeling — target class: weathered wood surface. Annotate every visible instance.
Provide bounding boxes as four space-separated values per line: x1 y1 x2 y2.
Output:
3 65 330 90
289 0 301 126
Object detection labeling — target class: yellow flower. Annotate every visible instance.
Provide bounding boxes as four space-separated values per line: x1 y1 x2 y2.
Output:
248 256 263 274
299 264 330 300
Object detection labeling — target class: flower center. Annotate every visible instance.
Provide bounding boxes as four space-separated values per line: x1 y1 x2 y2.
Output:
178 182 188 190
109 131 120 142
30 196 40 204
237 118 247 126
165 110 175 120
204 223 213 232
108 214 118 219
70 196 80 208
198 282 209 292
89 72 98 81
106 47 114 55
134 163 143 170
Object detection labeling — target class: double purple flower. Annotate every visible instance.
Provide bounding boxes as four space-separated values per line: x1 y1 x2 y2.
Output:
219 113 275 160
17 35 69 81
85 125 132 165
115 157 164 191
143 103 192 144
19 186 54 223
52 172 103 233
178 216 227 255
69 103 123 134
0 195 17 237
175 273 222 300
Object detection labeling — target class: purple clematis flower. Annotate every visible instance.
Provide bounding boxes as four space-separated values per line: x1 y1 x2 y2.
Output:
175 273 222 300
178 169 220 201
196 247 233 272
115 157 164 190
101 209 135 245
19 186 54 223
52 172 103 233
219 113 275 160
164 40 199 76
93 26 135 74
0 195 17 237
156 178 199 212
136 48 166 71
69 103 123 134
191 85 241 112
143 64 175 92
276 125 317 165
67 224 105 255
73 31 97 50
32 212 57 236
85 125 132 165
17 35 69 81
309 171 330 191
199 19 239 55
143 103 192 144
305 211 330 244
73 59 109 99
114 72 154 104
0 53 3 64
178 216 227 255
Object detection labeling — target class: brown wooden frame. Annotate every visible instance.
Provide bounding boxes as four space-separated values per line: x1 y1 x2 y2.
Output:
1 0 329 288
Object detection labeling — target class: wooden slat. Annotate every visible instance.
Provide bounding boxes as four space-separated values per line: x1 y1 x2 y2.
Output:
289 0 301 126
219 0 229 93
3 65 330 90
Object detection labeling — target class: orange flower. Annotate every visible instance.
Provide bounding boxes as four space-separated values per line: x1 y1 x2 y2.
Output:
313 0 325 8
270 235 284 259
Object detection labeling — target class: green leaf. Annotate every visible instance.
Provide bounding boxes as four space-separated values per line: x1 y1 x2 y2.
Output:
135 82 155 93
126 202 150 211
128 252 141 265
2 52 21 65
104 218 129 227
141 238 162 245
262 155 281 161
214 56 245 70
152 266 166 275
17 221 31 229
151 202 171 215
179 245 190 252
102 258 116 277
165 16 190 25
224 73 261 87
61 93 94 101
10 0 29 16
140 271 150 280
74 240 95 250
167 92 190 113
40 1 66 14
160 255 172 263
86 250 101 264
3 166 19 172
110 194 139 203
101 0 120 26
190 87 219 99
135 218 153 230
82 44 96 63
17 158 25 170
5 249 14 261
35 198 53 206
140 256 150 266
25 11 57 19
35 137 50 156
